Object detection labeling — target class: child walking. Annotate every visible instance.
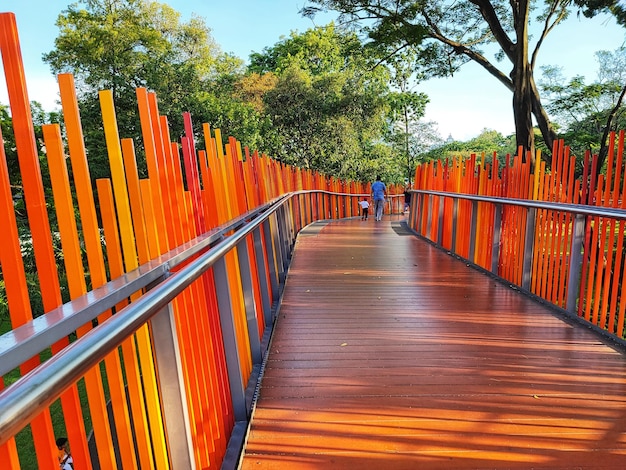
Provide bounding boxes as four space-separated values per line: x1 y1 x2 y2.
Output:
358 198 370 220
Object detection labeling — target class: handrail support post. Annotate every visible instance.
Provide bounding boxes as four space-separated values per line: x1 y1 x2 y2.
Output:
566 214 585 314
213 257 247 422
491 203 503 274
149 285 196 470
522 207 536 291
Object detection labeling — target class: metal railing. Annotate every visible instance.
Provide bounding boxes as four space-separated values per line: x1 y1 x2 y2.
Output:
0 190 367 469
408 189 626 345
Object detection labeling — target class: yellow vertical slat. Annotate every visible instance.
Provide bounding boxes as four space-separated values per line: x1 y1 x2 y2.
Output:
99 90 169 469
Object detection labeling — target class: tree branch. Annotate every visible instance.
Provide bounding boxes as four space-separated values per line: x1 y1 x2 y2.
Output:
422 10 513 90
529 73 558 153
531 1 568 70
469 0 516 61
370 43 412 71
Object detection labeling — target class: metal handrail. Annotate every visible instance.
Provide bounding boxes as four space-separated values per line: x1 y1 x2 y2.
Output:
0 187 409 446
411 189 626 220
0 195 286 377
0 192 292 444
407 187 626 347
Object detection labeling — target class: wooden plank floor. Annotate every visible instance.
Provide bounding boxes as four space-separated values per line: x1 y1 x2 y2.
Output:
240 217 626 469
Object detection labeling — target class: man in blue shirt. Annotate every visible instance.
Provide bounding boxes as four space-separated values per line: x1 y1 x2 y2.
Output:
371 175 387 221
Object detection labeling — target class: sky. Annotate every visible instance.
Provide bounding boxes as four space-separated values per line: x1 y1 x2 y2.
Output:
1 1 625 142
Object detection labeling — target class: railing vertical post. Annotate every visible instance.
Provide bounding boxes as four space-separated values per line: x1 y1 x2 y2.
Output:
213 257 247 422
277 207 290 272
286 202 296 249
236 238 262 364
263 218 279 300
252 226 273 326
437 195 445 245
469 200 479 264
276 205 293 274
296 194 302 233
426 194 433 240
411 193 420 233
566 214 586 314
149 293 196 469
308 193 314 225
270 212 286 283
522 207 536 291
283 204 291 263
340 193 344 218
491 203 503 274
326 192 330 219
289 203 296 245
451 198 459 253
268 216 284 295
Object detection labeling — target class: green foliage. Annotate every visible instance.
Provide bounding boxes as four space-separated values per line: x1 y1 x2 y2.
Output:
0 280 8 331
40 1 440 184
249 22 363 75
303 0 626 157
250 24 397 181
419 128 517 170
539 48 626 170
384 52 432 182
573 0 626 25
43 0 261 180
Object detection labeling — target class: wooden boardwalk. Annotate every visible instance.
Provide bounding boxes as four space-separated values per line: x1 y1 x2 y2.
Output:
240 217 626 469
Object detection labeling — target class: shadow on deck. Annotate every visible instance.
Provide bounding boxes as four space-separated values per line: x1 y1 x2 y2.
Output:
240 217 626 469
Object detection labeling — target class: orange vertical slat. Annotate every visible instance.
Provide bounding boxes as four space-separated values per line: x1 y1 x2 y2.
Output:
588 175 604 324
43 124 119 469
579 152 596 319
612 132 626 335
0 13 72 468
136 88 169 254
58 74 139 470
0 126 39 469
96 179 157 470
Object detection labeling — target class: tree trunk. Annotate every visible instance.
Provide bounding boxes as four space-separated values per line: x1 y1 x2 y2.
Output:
512 71 534 156
512 0 534 161
404 106 411 182
529 74 557 156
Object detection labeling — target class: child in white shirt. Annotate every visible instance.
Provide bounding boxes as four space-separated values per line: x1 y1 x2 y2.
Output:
358 198 370 220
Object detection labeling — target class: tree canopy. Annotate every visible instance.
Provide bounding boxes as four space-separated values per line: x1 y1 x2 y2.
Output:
43 0 263 179
539 46 626 171
41 1 432 183
248 23 426 181
302 0 624 164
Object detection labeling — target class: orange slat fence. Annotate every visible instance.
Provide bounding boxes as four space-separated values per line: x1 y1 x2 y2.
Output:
410 130 626 343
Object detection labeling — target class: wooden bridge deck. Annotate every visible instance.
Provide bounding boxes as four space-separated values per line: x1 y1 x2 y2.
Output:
240 217 626 469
